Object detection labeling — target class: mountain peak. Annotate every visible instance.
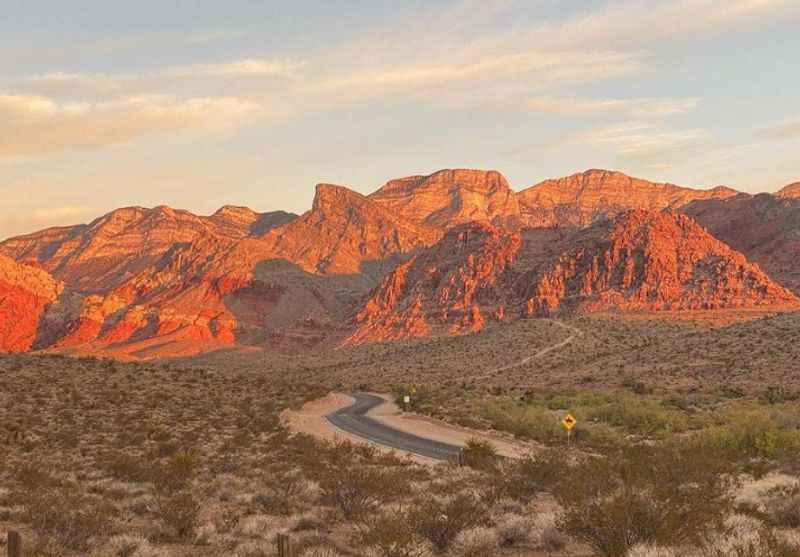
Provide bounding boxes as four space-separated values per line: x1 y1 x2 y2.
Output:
370 168 519 229
777 181 800 199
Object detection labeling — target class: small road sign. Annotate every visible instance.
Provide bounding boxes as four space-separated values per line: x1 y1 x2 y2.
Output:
562 413 577 432
403 395 411 404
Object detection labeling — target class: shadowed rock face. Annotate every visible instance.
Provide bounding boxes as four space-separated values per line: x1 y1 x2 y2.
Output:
370 169 521 229
682 193 800 296
517 169 739 228
520 210 799 316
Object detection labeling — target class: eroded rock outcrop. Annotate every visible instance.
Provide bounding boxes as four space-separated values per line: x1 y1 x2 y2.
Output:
520 210 799 316
346 222 521 345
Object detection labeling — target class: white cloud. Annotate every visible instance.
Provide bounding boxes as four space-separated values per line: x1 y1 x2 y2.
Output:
568 121 709 156
0 93 261 157
522 96 701 118
757 119 800 141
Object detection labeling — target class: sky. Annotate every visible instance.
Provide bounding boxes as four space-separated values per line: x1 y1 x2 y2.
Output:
1 0 799 239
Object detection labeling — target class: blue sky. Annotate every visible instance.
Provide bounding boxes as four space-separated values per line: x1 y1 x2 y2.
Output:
1 0 799 238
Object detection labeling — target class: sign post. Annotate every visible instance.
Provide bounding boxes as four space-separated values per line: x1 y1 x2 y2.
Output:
561 413 577 445
403 395 411 412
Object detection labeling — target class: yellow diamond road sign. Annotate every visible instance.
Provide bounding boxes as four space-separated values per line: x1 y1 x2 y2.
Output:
562 413 577 432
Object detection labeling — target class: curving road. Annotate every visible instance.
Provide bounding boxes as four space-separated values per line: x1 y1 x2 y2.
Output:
325 393 463 460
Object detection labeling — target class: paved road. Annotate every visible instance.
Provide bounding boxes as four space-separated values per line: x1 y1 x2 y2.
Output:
325 393 463 460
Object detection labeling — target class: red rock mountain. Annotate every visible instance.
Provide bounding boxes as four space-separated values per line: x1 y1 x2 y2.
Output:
0 255 73 352
369 169 521 229
517 169 738 228
682 194 800 296
0 206 296 292
346 222 521 345
0 168 797 357
520 210 798 316
777 182 800 199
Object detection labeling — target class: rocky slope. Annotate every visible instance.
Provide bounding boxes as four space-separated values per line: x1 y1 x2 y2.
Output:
517 169 738 228
0 255 77 352
0 206 298 292
777 182 800 199
682 194 800 296
520 210 799 316
369 169 521 229
346 222 521 345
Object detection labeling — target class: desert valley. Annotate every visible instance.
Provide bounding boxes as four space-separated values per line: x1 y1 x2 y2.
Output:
3 1 800 555
2 168 800 557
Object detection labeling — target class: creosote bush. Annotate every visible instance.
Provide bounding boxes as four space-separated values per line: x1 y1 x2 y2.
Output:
554 443 737 557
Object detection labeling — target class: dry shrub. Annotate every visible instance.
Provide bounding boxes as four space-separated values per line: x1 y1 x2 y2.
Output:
360 508 434 557
763 482 800 528
105 452 152 483
153 449 201 493
410 493 487 552
448 526 498 557
20 479 114 552
493 512 532 547
254 466 312 515
320 465 400 521
155 491 201 541
555 444 736 557
529 512 568 551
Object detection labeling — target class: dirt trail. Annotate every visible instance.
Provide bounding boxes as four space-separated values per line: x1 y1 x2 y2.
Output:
475 319 582 379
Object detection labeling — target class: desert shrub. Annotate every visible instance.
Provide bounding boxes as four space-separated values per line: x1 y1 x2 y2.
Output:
254 466 311 515
23 483 115 551
554 444 736 557
460 438 499 471
627 545 677 557
499 449 566 501
493 513 531 547
155 491 201 541
530 512 568 551
152 448 201 493
105 452 152 483
700 409 800 464
410 493 487 552
448 526 498 557
360 508 434 557
320 465 394 521
700 514 800 557
762 482 800 528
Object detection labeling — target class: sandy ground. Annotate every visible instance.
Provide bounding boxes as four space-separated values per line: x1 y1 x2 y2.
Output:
281 391 538 463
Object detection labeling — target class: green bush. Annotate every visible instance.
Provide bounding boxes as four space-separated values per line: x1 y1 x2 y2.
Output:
554 444 736 557
460 438 499 471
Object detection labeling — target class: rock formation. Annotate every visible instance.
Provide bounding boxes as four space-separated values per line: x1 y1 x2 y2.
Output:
517 169 738 228
369 169 521 229
682 194 800 296
520 210 799 316
346 222 521 345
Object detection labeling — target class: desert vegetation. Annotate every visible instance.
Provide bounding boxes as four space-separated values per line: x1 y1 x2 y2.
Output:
1 312 800 555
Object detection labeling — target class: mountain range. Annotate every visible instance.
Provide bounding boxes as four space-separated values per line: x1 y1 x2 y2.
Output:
1 168 798 359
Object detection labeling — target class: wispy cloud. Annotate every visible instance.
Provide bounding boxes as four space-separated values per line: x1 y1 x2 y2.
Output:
567 121 709 156
0 93 260 157
521 96 701 119
756 119 800 141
